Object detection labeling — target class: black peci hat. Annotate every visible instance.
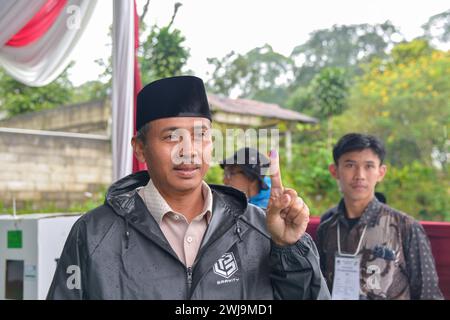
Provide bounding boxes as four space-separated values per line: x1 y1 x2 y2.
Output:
136 75 212 131
220 147 271 190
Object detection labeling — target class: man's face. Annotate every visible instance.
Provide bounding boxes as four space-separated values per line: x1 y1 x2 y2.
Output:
329 149 387 203
133 117 212 194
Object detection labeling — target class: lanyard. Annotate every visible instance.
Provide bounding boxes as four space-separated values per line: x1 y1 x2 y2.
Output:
337 222 367 257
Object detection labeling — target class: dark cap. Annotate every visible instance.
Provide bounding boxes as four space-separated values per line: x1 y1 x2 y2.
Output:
136 76 212 131
220 147 271 190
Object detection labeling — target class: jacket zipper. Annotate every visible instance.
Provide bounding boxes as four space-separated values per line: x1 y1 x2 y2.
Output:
186 266 193 297
184 220 244 298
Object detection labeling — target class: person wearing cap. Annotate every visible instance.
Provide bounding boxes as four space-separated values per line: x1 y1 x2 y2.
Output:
221 147 272 209
47 76 330 300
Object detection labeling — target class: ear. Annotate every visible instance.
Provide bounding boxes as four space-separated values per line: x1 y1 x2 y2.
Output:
377 164 387 182
329 163 338 179
131 137 146 163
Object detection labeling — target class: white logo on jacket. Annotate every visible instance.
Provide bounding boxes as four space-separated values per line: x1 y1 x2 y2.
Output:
213 252 238 279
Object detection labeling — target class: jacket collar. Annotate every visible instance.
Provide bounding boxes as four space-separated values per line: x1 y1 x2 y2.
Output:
106 171 247 218
139 178 213 225
337 196 382 228
104 170 249 262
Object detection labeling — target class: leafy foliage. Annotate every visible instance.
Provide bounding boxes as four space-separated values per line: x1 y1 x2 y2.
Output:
139 25 190 84
0 64 74 117
290 21 403 86
377 162 449 221
206 44 294 103
288 67 350 119
71 80 110 104
334 40 450 168
422 9 450 43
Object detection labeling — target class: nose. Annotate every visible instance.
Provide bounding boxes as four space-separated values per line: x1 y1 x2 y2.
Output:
354 166 365 180
178 135 199 161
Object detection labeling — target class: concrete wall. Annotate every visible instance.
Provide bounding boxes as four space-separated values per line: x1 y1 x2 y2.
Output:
0 128 112 210
0 100 111 135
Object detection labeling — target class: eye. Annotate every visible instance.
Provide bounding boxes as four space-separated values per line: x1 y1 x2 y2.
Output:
164 133 179 141
196 130 210 139
345 163 353 168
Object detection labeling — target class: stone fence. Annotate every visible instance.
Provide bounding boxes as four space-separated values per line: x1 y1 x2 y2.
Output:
0 128 112 210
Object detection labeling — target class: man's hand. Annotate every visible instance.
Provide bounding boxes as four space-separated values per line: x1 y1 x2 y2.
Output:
266 150 310 246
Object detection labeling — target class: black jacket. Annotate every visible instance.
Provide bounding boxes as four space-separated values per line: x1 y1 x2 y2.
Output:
47 171 330 300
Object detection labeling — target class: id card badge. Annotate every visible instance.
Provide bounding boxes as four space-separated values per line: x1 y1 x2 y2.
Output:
331 254 361 300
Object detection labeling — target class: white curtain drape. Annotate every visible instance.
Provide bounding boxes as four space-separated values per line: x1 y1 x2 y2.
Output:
112 0 134 181
0 0 135 181
0 0 98 86
0 0 47 46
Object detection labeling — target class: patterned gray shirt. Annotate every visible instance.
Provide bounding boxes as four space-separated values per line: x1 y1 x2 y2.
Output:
317 197 443 300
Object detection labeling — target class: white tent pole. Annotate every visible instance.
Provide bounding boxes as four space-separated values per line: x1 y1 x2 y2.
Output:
112 0 134 182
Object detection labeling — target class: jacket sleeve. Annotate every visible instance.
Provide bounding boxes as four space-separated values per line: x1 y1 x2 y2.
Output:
269 232 331 300
46 217 89 300
315 224 328 277
404 222 443 300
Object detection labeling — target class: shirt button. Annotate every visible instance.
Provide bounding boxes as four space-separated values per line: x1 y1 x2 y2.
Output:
186 236 193 243
173 214 180 220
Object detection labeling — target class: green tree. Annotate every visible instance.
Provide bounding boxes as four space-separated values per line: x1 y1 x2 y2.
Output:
287 67 351 117
334 39 450 168
206 44 294 104
308 67 350 119
71 80 110 104
377 161 449 221
422 9 450 43
287 67 350 148
285 86 313 114
281 140 339 216
391 39 434 64
290 21 403 86
139 25 190 84
0 64 74 117
93 2 190 90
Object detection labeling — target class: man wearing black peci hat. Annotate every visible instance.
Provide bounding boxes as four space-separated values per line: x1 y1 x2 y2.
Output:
47 76 330 300
221 147 272 209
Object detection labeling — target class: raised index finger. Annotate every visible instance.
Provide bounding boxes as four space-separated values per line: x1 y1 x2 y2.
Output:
269 150 283 193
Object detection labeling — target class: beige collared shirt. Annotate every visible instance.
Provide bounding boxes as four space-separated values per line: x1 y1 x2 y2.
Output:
138 179 213 267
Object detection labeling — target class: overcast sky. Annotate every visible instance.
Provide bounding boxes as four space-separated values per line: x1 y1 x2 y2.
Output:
68 0 450 86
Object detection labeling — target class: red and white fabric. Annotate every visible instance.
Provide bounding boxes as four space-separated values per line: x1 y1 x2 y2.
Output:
0 0 145 181
132 1 146 174
0 0 98 86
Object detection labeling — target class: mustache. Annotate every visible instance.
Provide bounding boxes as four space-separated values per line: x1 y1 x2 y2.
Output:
172 163 202 169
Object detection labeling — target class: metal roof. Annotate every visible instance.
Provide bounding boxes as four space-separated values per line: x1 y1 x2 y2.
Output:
208 94 318 124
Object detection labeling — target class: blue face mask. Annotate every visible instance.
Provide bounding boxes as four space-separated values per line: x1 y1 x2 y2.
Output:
248 176 271 209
